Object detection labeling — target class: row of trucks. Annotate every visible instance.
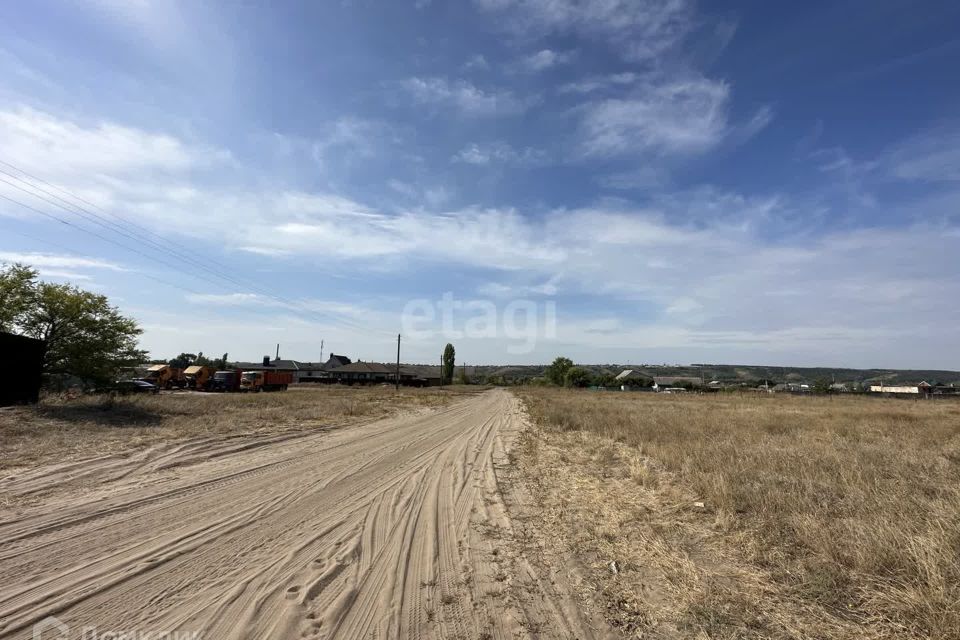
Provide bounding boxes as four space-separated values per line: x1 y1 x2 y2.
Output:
139 364 292 392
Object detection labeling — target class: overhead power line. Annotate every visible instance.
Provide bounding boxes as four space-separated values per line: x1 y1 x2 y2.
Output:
0 160 385 335
2 224 212 297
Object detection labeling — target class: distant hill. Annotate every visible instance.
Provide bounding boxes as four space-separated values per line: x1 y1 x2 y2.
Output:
464 363 960 386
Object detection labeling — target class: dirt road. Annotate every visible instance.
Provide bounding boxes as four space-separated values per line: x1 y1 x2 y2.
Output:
0 390 605 639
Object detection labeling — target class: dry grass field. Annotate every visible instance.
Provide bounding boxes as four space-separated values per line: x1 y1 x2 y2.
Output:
0 385 478 471
515 388 960 639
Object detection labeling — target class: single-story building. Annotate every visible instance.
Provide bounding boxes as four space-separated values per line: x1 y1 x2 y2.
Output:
868 381 931 394
324 362 443 386
326 361 397 384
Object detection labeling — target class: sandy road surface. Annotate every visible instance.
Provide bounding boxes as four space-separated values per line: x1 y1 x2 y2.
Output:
0 390 605 640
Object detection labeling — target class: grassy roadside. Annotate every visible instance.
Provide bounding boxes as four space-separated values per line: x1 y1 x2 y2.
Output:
0 385 480 471
514 388 960 639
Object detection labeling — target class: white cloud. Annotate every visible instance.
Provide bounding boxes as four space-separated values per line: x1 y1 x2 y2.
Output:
0 107 230 179
885 125 960 182
452 141 549 167
0 251 126 271
474 0 694 62
578 77 730 157
185 292 272 306
462 54 489 71
597 166 668 190
558 72 638 94
730 105 774 144
519 49 576 72
399 77 532 116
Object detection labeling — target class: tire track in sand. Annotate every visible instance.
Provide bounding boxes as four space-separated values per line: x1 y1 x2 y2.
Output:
0 390 609 640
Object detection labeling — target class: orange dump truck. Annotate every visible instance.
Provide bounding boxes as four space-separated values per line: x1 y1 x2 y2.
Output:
141 364 185 389
183 365 215 390
240 370 293 392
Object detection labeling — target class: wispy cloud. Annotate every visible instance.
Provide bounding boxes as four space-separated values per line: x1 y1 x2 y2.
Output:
452 141 549 167
0 107 231 179
884 124 960 182
0 251 126 271
462 54 489 71
558 72 638 94
399 77 533 116
596 166 668 190
517 48 576 72
474 0 694 62
578 77 730 157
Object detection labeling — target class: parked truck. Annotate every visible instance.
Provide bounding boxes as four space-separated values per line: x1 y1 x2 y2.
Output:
209 369 242 392
141 364 185 390
183 365 215 390
240 370 293 392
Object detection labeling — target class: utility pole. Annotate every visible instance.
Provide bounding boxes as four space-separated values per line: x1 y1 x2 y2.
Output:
320 339 324 363
275 343 280 361
395 333 401 391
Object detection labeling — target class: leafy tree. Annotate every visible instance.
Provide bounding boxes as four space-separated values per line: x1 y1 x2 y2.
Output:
595 372 617 388
564 366 592 388
457 368 471 385
545 356 574 386
0 263 37 331
0 263 146 384
442 343 456 385
813 378 833 394
169 351 215 369
218 353 229 369
169 353 197 369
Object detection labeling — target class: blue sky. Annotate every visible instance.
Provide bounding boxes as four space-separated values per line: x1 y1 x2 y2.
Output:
1 0 959 367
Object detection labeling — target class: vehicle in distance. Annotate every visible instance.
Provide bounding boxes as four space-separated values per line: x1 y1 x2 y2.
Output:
240 370 292 392
112 379 160 394
209 369 242 392
140 364 185 390
183 365 215 390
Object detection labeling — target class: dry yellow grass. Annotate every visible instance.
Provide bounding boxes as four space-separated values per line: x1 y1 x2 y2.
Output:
516 388 960 639
0 385 479 471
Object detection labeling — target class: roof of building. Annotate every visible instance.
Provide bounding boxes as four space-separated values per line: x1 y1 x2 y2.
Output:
232 359 301 371
615 369 652 380
326 354 352 368
332 362 396 374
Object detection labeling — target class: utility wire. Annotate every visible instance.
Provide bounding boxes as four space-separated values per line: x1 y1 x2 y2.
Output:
0 168 367 330
2 224 212 297
0 191 374 332
0 163 383 334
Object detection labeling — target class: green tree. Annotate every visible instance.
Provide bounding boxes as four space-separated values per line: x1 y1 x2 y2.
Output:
170 352 215 369
442 343 456 385
564 366 592 388
0 263 146 384
545 356 574 386
595 372 617 388
169 353 198 369
0 263 37 331
813 378 833 394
